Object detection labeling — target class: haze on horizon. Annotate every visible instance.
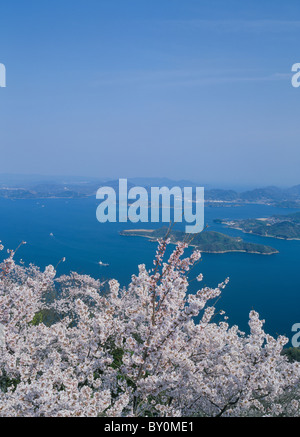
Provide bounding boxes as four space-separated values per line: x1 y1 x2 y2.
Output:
1 0 300 188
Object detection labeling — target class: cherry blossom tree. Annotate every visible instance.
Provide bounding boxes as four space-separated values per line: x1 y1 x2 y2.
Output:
0 238 299 417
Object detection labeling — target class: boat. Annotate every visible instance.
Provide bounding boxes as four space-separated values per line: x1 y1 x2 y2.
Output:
98 261 109 267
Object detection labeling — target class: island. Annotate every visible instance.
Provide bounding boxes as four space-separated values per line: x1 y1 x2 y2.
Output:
120 227 279 255
215 212 300 240
2 177 300 206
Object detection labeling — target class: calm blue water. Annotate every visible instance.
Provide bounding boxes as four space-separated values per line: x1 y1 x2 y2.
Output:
0 198 299 343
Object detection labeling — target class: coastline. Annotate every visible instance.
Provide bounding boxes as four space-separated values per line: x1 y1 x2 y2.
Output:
120 230 279 255
222 224 300 241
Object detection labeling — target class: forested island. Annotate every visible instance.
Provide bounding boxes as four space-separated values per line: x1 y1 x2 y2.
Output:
215 212 300 240
120 227 278 255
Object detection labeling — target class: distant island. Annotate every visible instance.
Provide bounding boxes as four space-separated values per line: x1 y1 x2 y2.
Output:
1 175 300 206
215 212 300 240
120 227 279 255
204 185 300 207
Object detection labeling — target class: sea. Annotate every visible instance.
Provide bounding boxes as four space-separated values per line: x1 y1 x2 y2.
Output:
0 197 299 344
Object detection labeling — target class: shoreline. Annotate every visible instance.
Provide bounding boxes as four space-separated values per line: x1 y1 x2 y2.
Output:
120 231 279 255
222 224 300 241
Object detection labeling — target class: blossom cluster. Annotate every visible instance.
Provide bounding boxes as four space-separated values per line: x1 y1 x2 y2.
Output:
0 239 299 417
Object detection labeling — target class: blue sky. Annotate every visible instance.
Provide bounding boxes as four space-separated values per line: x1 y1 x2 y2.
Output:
0 0 300 188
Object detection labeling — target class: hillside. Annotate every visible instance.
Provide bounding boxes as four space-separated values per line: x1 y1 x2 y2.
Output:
217 212 300 240
120 227 278 254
